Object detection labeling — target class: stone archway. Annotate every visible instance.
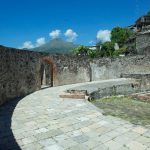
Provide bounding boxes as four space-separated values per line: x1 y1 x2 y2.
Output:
41 56 55 87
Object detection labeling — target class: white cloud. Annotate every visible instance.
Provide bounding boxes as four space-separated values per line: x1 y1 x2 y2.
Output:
20 37 46 49
97 30 111 43
20 41 34 49
36 37 46 47
64 29 78 42
89 40 95 45
49 29 61 39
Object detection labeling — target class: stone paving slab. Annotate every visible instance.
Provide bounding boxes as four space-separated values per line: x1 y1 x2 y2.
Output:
0 79 150 150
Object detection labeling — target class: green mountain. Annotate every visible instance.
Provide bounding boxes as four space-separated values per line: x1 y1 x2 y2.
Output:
31 39 77 54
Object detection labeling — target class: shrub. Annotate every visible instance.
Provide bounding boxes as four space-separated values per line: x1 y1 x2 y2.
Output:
73 46 89 56
101 42 115 57
113 47 127 56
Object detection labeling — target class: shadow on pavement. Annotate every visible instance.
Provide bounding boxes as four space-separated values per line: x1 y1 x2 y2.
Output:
0 97 23 150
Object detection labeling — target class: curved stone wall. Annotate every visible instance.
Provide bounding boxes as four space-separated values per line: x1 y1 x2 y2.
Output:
0 46 42 105
1 45 150 105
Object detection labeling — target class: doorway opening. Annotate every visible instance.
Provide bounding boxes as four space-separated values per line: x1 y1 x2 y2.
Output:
41 57 54 88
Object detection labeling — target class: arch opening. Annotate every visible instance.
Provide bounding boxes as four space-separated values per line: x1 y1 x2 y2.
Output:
41 57 54 88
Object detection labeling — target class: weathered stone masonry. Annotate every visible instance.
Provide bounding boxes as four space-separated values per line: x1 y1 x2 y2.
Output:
1 46 150 105
136 31 150 54
50 55 91 86
0 46 42 105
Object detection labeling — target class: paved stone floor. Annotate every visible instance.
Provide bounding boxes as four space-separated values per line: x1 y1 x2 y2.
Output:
0 79 150 150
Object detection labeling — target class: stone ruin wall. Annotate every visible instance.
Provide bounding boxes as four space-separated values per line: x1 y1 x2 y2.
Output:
90 56 150 81
1 46 150 105
136 31 150 54
0 46 42 105
51 55 150 85
50 55 91 86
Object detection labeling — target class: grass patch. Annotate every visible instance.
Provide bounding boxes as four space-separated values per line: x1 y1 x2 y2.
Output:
92 96 150 127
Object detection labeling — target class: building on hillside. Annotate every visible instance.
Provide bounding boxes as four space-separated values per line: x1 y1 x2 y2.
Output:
136 15 150 30
133 15 150 31
128 15 150 32
126 15 150 55
86 45 101 50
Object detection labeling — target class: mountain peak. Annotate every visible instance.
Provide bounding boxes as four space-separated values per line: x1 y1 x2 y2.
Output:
31 39 78 54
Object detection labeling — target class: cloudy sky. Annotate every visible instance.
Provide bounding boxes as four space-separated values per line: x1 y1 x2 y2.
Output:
0 0 150 48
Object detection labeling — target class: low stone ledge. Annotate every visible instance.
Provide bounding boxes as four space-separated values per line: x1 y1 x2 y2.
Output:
59 77 150 101
60 79 140 100
121 74 150 91
90 83 141 100
121 73 150 79
59 92 86 99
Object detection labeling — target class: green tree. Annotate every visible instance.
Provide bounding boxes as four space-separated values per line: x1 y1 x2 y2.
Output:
147 11 150 16
113 47 127 56
111 27 133 47
73 46 100 58
101 42 115 57
73 45 89 56
87 49 97 58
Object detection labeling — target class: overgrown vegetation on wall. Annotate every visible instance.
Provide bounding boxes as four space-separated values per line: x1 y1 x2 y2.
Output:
73 26 134 58
72 45 97 58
